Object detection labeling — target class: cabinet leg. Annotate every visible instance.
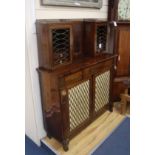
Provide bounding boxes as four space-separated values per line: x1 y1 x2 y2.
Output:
62 139 69 151
47 133 52 139
109 103 113 112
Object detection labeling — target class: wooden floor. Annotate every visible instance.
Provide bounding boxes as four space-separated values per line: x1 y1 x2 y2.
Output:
42 111 125 155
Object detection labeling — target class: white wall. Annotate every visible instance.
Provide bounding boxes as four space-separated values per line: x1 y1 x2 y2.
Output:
25 0 108 146
25 0 46 146
25 42 39 145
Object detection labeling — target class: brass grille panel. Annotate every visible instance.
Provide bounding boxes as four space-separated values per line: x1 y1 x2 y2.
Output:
52 28 71 66
95 71 110 112
68 81 90 131
96 25 107 53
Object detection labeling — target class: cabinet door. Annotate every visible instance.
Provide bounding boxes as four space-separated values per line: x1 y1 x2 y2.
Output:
94 69 111 117
68 80 90 132
61 79 91 138
50 25 73 69
116 24 130 77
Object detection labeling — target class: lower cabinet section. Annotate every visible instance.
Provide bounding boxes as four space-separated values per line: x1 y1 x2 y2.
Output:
38 59 114 151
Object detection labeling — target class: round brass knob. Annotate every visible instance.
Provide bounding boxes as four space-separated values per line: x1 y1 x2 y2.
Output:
61 90 67 96
114 65 117 70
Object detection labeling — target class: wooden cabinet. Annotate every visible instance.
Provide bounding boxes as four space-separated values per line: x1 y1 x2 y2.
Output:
38 58 114 150
36 19 116 151
34 0 131 149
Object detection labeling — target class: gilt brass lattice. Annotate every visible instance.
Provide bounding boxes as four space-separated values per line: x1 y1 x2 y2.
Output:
68 81 90 131
96 25 107 53
95 71 110 112
52 28 70 66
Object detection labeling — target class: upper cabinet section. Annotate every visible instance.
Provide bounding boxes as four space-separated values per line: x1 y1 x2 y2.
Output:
108 0 130 22
84 21 110 57
36 19 114 70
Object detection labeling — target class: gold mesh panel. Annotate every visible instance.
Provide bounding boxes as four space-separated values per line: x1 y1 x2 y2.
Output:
52 28 71 66
68 81 90 131
95 71 110 112
96 25 107 53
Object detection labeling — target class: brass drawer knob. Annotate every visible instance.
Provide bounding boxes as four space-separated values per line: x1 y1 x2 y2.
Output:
61 90 67 96
114 65 117 70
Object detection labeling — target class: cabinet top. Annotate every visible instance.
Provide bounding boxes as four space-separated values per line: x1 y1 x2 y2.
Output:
37 54 117 75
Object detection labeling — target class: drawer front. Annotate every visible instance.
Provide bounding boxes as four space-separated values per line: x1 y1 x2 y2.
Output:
91 60 113 74
60 60 113 88
83 68 91 79
83 60 113 78
65 71 82 86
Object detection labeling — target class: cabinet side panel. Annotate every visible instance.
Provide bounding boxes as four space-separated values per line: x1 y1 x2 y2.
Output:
36 23 51 69
38 71 63 141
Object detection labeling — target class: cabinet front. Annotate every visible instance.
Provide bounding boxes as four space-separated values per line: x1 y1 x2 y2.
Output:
60 62 113 139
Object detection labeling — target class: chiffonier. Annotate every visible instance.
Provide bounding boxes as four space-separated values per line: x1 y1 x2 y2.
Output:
36 19 117 151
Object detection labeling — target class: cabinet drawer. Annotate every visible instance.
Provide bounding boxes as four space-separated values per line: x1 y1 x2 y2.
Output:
91 60 113 74
65 71 82 85
83 60 113 78
83 68 91 79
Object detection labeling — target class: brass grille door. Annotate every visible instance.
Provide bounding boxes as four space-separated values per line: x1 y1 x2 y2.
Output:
68 80 90 132
96 25 107 54
95 71 110 112
51 26 72 68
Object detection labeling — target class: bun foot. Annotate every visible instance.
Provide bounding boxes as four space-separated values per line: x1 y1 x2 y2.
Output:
62 139 69 151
